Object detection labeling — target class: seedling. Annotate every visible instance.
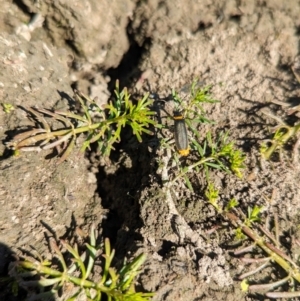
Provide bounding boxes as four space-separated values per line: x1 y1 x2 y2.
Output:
8 226 153 301
169 130 246 192
260 69 300 162
193 131 246 178
260 115 300 161
172 82 218 125
225 198 239 212
6 81 157 162
205 182 221 212
1 103 15 113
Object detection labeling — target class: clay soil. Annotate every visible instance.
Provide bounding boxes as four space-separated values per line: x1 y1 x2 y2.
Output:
1 1 300 301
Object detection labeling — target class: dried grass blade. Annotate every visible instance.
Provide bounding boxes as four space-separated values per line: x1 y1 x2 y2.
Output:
42 131 73 150
10 128 47 143
17 146 42 152
16 132 56 148
37 108 75 128
267 290 300 298
27 107 50 132
57 135 76 164
74 90 92 124
54 110 88 123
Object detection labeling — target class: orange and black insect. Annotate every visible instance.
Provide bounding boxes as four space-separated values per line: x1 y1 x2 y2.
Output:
173 111 189 156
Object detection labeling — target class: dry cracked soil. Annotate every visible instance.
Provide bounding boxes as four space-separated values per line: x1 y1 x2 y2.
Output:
1 1 300 301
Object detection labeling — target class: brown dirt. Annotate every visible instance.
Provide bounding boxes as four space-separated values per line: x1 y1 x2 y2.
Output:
1 0 300 300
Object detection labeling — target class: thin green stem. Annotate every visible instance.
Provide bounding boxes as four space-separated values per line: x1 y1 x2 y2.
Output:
170 155 219 184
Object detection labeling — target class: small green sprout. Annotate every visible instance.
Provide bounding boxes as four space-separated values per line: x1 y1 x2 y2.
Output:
259 66 300 161
1 103 15 113
225 198 239 212
218 141 246 178
172 80 219 124
261 124 300 160
205 182 221 212
206 186 239 214
234 227 246 241
240 279 249 292
196 131 246 178
260 104 300 161
245 205 263 226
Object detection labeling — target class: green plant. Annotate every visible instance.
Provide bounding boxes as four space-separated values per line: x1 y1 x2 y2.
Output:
201 179 300 299
169 130 246 192
7 81 157 162
224 206 300 298
260 114 300 161
172 81 218 125
1 103 15 113
225 198 239 212
193 131 246 178
205 182 220 212
8 226 153 301
244 205 263 226
205 183 239 215
260 67 300 161
164 82 245 191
